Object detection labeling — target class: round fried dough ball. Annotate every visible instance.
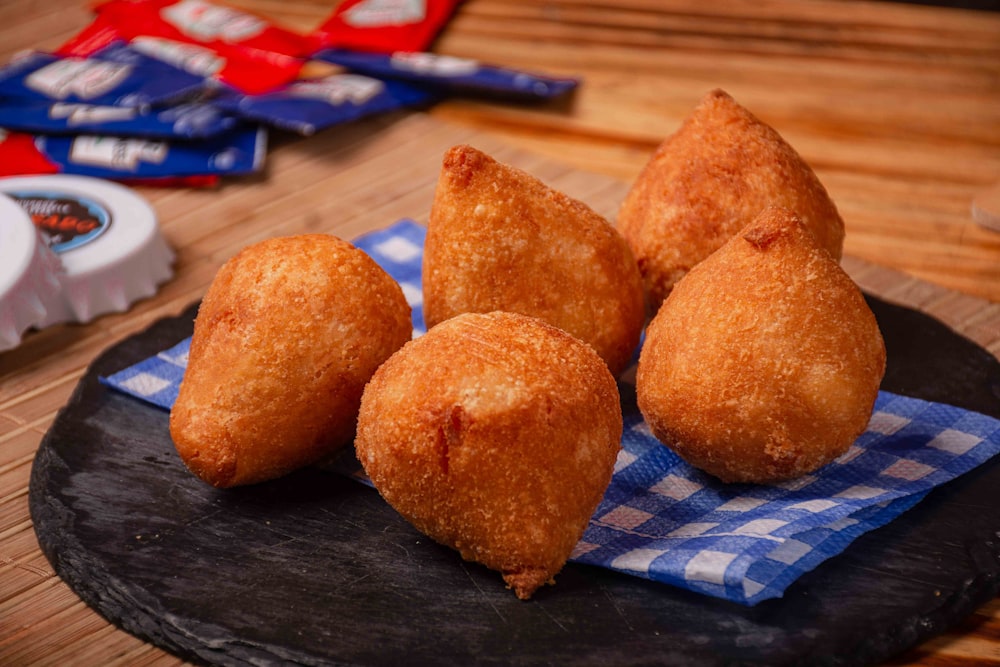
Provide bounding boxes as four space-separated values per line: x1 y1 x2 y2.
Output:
617 89 845 312
170 234 412 488
423 144 645 377
636 207 885 483
356 311 622 599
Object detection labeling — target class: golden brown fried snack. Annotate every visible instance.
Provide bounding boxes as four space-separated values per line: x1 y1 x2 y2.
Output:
423 144 645 377
356 311 622 599
636 207 885 483
617 89 845 312
170 234 412 488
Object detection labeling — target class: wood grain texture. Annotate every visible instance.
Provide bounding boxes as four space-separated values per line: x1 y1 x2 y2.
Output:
1 1 999 666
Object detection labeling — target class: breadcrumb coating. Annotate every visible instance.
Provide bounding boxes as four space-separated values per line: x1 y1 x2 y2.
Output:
636 207 884 483
356 311 622 599
170 234 412 487
424 144 645 377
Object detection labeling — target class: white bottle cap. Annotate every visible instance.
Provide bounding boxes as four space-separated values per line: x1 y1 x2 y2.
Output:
0 175 174 326
0 193 63 351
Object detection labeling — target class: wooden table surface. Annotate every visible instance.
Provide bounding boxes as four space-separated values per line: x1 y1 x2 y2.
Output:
2 1 999 665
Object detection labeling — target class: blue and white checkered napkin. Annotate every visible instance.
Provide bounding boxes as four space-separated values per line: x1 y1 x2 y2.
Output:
102 219 1000 606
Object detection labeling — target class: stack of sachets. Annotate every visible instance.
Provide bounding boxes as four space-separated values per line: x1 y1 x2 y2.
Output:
0 0 580 186
0 11 262 186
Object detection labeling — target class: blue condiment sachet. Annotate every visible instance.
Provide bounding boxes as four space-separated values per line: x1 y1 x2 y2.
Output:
0 49 207 108
0 101 239 139
33 125 266 178
315 49 580 100
211 73 437 136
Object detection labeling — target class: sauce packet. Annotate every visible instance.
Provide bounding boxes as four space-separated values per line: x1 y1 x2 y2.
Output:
315 49 580 100
123 174 221 187
0 49 206 108
313 0 463 53
0 101 239 139
0 127 266 179
212 73 436 136
129 36 303 96
93 0 322 59
56 12 127 59
0 130 60 177
58 13 302 96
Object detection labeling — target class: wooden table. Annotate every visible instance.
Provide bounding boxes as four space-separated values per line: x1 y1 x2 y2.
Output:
2 1 999 665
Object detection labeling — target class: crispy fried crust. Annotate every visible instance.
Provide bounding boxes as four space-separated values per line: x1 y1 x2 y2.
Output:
616 89 846 312
169 234 412 488
423 144 646 377
355 311 622 599
636 207 885 483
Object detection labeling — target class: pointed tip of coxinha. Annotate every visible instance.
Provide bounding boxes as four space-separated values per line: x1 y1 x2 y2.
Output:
616 88 845 312
424 143 645 377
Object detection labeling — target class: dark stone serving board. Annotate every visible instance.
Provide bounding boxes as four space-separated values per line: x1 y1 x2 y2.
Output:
29 295 1000 667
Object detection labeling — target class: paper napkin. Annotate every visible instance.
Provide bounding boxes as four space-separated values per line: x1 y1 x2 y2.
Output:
102 219 1000 606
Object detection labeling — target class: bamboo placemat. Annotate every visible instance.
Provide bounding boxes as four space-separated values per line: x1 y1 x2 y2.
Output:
1 112 998 666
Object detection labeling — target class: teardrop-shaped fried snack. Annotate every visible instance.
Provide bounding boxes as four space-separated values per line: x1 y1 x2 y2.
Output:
636 207 885 483
617 89 846 312
170 234 412 488
423 144 645 377
356 311 622 599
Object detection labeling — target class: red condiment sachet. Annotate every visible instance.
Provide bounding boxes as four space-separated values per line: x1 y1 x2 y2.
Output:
62 10 304 95
92 0 321 58
313 0 463 53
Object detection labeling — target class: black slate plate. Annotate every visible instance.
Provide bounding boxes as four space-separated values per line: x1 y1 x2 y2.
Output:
29 295 1000 667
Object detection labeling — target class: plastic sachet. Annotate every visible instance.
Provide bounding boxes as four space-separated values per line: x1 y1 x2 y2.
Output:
0 49 206 109
316 49 580 100
93 0 322 59
0 101 239 140
212 73 435 135
313 0 463 53
60 12 304 96
0 127 266 179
